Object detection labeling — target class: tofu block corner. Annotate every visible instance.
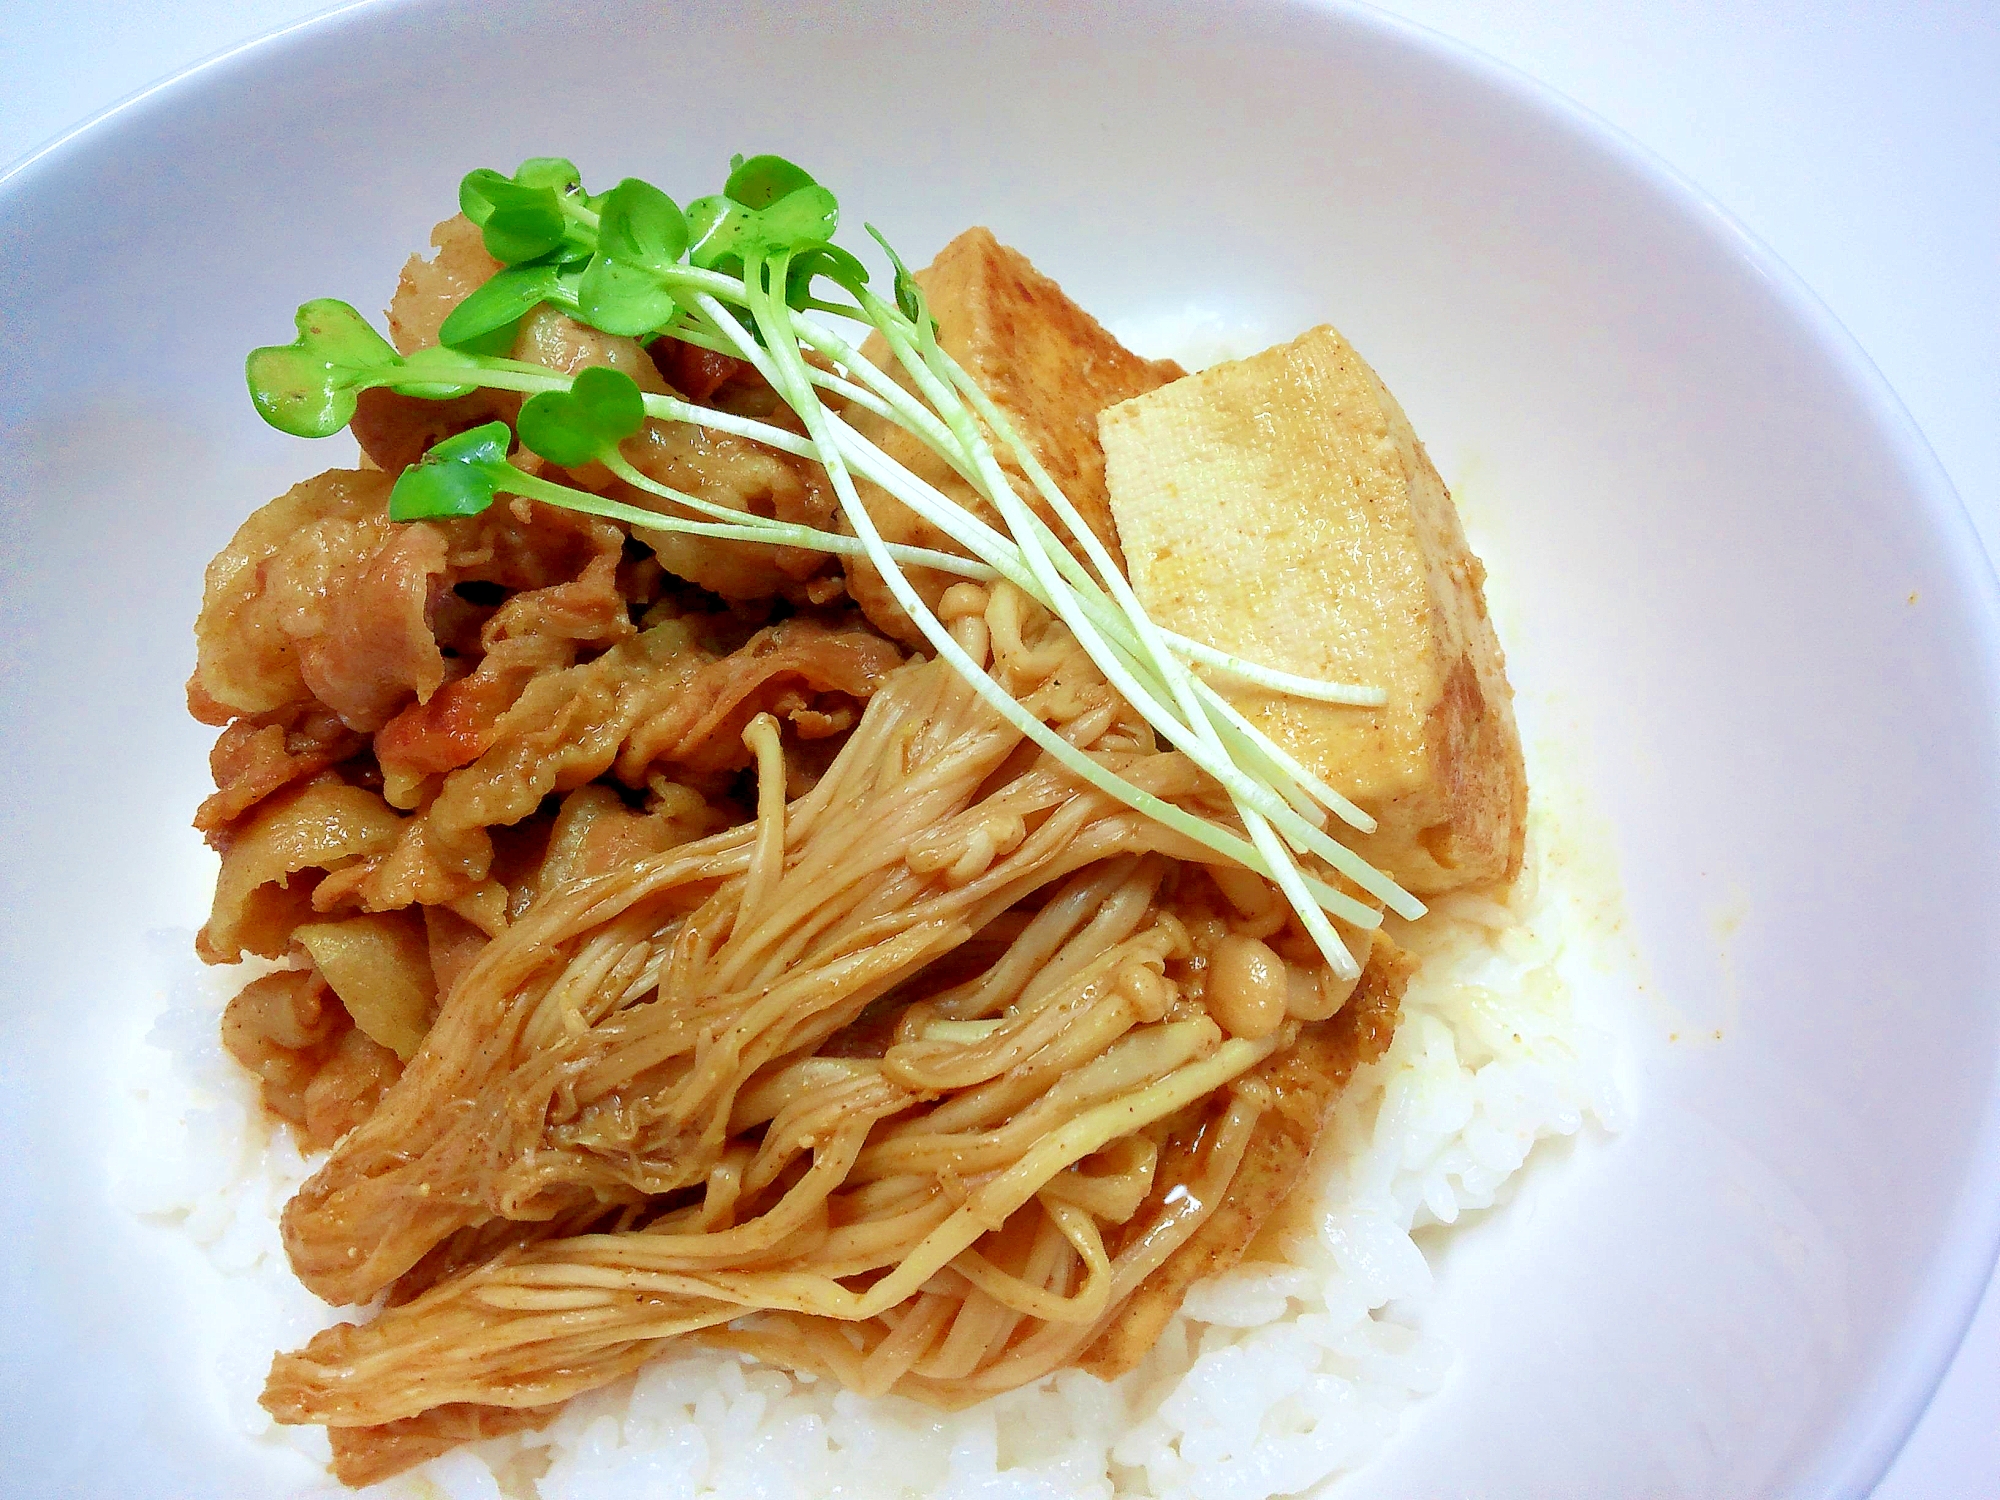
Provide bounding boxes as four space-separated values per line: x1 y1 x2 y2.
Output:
1102 324 1526 896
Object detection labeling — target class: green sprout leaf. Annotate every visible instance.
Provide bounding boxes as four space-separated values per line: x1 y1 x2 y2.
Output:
458 168 514 225
577 255 680 337
785 244 869 308
516 366 646 468
750 184 838 251
684 194 751 278
512 157 584 192
481 200 567 265
460 158 581 222
597 177 689 272
723 154 818 209
439 261 565 350
246 299 401 438
570 177 690 338
687 155 840 279
459 159 590 265
388 421 513 520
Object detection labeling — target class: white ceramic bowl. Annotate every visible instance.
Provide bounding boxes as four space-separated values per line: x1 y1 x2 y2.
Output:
2 2 1996 1494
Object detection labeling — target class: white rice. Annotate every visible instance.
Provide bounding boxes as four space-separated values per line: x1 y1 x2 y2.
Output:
116 802 1625 1500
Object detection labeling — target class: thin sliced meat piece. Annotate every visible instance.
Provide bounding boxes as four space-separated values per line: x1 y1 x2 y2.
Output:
195 702 367 835
614 617 903 777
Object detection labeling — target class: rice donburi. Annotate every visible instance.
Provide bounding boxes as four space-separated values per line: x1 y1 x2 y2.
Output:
183 154 1529 1490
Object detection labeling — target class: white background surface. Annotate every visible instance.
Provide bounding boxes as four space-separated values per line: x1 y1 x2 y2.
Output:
2 2 1993 1494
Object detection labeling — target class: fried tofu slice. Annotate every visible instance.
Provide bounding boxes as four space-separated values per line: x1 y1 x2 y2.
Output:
842 228 1184 643
1101 324 1527 896
1077 934 1410 1380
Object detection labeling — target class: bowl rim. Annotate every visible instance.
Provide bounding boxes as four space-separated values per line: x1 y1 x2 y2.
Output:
1296 4 2000 1485
3 0 1997 1492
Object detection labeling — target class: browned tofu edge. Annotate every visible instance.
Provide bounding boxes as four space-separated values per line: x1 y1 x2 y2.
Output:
842 227 1183 643
1365 364 1527 892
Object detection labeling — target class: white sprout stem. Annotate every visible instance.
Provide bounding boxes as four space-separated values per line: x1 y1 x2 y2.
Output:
974 505 1382 837
839 428 1391 870
661 306 907 430
936 386 1367 969
1187 677 1378 834
728 256 1383 931
995 477 1420 913
1055 584 1367 838
816 416 1400 922
643 321 1384 710
852 296 1395 955
910 334 1423 925
979 491 1384 709
468 256 1406 942
824 419 1039 585
698 344 1389 783
362 247 1408 941
824 296 1408 932
596 451 997 579
861 301 1413 951
817 401 1342 806
813 407 1397 920
1041 589 1376 975
1152 632 1386 707
789 316 996 500
679 294 1034 585
497 475 868 554
490 289 1378 713
382 357 829 461
653 314 745 361
800 363 900 422
637 394 817 457
848 295 1385 748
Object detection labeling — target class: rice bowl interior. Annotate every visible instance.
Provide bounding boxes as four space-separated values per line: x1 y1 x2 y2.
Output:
4 3 1998 1497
